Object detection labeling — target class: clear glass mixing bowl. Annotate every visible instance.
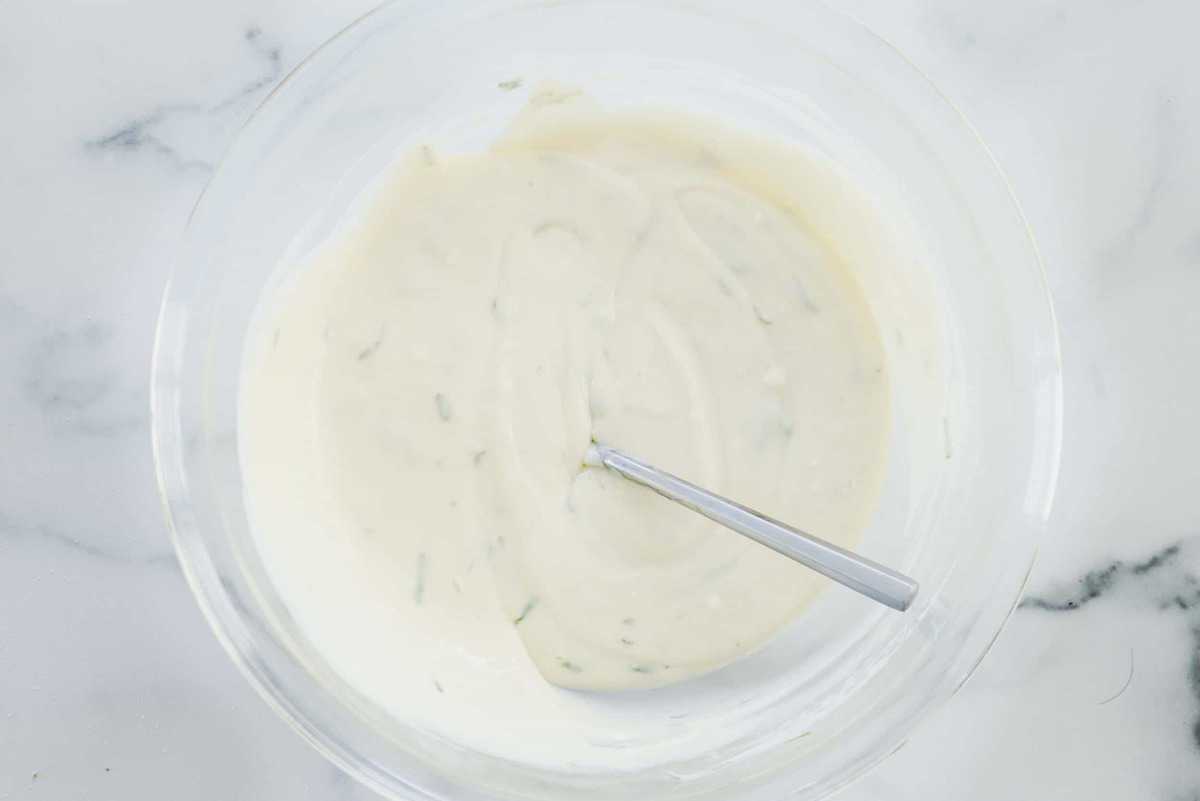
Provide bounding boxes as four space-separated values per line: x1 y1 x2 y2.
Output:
151 2 1062 799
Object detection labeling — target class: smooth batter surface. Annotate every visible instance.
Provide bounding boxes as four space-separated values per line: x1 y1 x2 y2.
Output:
241 92 889 762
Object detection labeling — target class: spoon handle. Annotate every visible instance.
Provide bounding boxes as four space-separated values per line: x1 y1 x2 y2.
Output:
586 444 918 612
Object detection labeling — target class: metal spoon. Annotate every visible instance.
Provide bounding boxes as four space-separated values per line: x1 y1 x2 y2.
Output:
584 443 918 612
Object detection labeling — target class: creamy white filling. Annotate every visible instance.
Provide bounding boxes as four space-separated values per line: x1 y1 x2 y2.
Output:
240 93 890 765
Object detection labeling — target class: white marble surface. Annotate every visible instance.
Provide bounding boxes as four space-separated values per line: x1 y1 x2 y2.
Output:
1 1 1197 798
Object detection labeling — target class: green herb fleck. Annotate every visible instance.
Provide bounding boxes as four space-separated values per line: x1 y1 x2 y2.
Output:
357 328 386 360
434 393 452 421
630 664 655 674
498 78 523 91
414 552 428 605
513 597 539 625
619 637 635 646
556 657 583 673
473 449 487 466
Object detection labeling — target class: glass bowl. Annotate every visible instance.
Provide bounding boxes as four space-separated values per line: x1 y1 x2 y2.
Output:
151 1 1062 799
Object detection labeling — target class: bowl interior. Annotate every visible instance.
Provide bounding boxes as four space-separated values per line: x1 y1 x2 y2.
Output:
152 2 1060 799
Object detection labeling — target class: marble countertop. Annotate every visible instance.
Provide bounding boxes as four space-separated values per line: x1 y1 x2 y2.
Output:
2 1 1197 798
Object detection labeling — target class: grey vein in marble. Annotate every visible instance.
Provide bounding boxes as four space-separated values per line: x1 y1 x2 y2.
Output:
22 322 146 436
1095 94 1182 284
1022 539 1200 748
1020 542 1184 611
0 508 176 568
85 26 283 172
211 26 282 110
86 103 214 172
